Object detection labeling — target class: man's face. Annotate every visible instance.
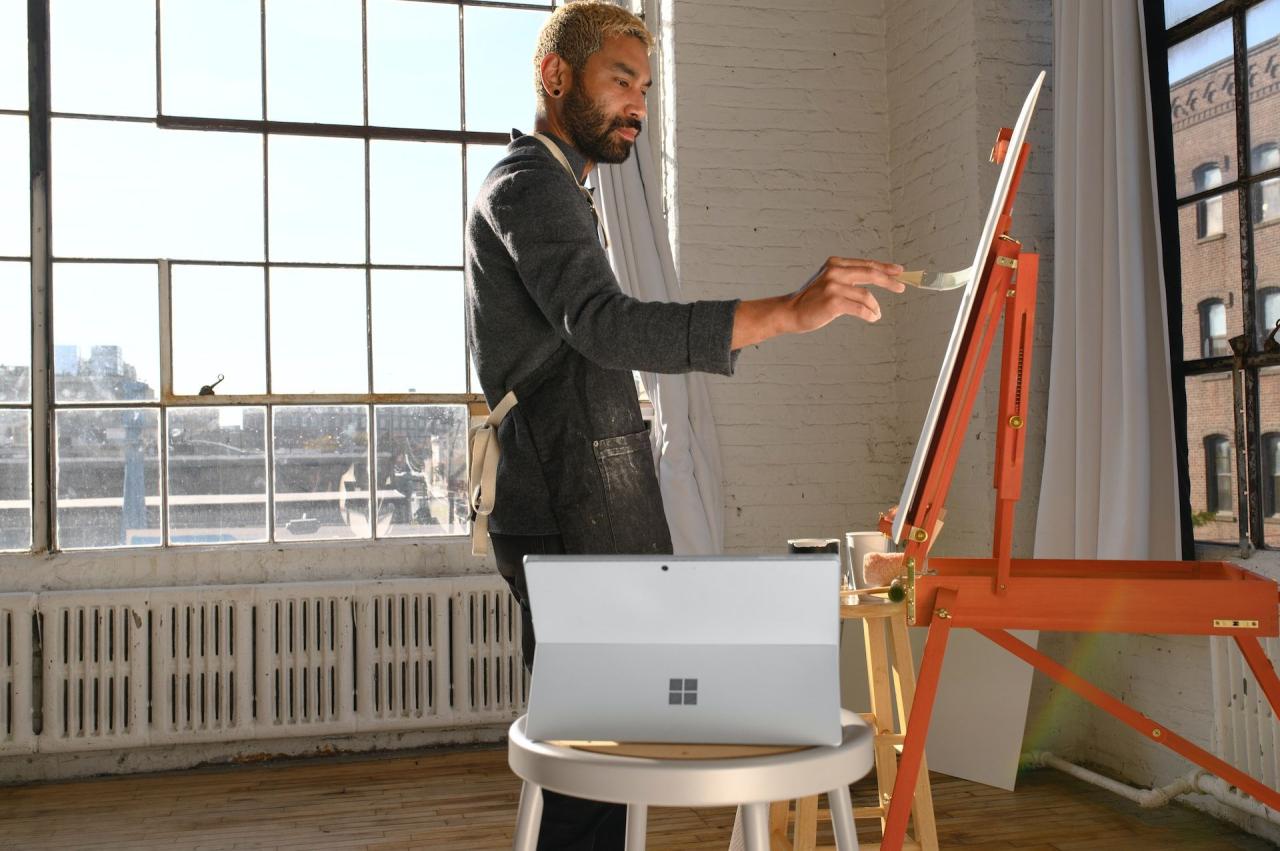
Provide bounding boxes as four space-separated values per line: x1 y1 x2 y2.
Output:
562 34 651 164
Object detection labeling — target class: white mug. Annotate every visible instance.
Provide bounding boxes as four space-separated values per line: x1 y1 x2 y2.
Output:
844 531 891 590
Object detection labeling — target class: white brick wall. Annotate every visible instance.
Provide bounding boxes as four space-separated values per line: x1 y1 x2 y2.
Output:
668 0 897 552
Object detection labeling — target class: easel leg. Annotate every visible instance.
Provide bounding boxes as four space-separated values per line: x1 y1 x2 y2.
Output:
889 609 939 851
978 628 1280 812
882 588 958 851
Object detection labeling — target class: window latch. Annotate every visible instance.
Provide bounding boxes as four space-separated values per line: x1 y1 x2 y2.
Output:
198 374 225 396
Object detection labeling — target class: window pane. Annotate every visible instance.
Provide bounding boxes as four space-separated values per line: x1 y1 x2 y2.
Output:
268 135 365 263
374 405 468 538
51 0 156 117
53 263 159 402
0 410 30 552
0 115 29 257
269 267 368 394
167 406 267 545
367 0 460 130
1249 0 1280 156
172 265 266 396
53 119 264 261
0 262 29 403
466 143 508 210
55 408 161 550
160 0 262 120
1186 374 1237 544
463 8 549 132
1170 19 1236 198
272 405 369 541
266 0 363 125
1258 204 1280 345
1179 192 1240 361
0 0 26 110
1259 288 1280 348
1165 0 1223 28
371 270 465 393
370 141 462 266
1262 369 1280 546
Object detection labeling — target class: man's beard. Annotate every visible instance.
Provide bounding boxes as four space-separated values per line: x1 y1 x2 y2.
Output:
563 85 641 164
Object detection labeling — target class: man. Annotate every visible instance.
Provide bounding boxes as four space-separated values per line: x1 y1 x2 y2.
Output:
464 3 904 847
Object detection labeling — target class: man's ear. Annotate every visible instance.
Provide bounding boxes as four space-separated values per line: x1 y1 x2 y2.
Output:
540 52 571 98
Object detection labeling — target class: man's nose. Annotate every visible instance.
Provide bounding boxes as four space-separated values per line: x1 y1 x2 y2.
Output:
627 92 647 121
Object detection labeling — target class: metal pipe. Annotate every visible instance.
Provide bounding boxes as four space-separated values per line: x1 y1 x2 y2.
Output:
1020 750 1280 824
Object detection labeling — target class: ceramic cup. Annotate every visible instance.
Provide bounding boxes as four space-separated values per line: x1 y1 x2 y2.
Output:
844 531 891 590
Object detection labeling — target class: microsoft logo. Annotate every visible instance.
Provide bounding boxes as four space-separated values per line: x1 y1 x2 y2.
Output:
669 678 698 706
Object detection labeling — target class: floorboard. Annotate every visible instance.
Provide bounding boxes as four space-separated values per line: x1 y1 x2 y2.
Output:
0 745 1273 849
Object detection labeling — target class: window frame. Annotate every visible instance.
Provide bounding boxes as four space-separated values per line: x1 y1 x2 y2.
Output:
1145 0 1280 555
1193 161 1225 238
1199 297 1229 356
1205 433 1234 513
1251 143 1280 224
7 0 562 554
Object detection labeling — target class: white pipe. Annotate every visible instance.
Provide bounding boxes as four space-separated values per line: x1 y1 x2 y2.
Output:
1020 750 1280 825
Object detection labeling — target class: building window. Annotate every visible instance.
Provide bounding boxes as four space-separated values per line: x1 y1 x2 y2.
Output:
1265 433 1280 517
1260 287 1280 346
1205 434 1233 515
1199 298 1229 357
1253 144 1280 224
1 0 557 553
1194 162 1224 238
1147 0 1280 550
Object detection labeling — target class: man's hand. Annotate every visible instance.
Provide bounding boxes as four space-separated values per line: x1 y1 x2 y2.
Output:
731 257 906 350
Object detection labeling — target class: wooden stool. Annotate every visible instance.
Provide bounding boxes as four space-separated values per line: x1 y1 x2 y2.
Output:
769 594 938 851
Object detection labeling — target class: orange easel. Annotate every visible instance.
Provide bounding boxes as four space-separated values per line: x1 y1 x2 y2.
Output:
875 131 1280 850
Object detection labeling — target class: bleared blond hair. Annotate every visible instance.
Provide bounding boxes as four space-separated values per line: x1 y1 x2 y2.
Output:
534 1 652 106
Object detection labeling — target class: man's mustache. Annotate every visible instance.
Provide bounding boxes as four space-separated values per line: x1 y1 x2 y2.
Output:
610 118 643 134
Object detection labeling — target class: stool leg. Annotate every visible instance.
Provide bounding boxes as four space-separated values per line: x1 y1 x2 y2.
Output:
742 802 771 851
828 785 860 851
625 804 648 851
512 781 542 851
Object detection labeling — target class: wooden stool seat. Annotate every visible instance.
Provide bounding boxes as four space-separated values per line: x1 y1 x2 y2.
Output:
770 593 939 851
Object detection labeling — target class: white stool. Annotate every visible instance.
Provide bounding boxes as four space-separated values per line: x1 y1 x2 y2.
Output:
507 709 874 851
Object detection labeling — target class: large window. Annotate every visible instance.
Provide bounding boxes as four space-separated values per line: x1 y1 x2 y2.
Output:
1 0 557 553
1147 0 1280 550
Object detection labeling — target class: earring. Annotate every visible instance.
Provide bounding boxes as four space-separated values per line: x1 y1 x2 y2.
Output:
553 89 561 96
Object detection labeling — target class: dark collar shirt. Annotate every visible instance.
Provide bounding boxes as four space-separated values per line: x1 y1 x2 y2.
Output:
464 130 740 536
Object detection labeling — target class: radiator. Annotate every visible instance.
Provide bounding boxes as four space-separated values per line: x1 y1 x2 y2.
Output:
1210 636 1280 790
14 576 524 752
0 594 36 754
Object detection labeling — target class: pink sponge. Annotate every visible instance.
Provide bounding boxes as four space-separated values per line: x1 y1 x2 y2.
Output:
863 551 905 587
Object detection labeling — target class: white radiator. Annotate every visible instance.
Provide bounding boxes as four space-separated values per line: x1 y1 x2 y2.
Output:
0 593 36 754
1210 636 1280 790
18 576 524 752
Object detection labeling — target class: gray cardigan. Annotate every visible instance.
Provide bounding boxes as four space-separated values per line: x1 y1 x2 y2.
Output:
464 131 740 535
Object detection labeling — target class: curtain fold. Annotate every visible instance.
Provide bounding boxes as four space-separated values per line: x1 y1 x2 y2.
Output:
593 127 728 555
1036 0 1181 561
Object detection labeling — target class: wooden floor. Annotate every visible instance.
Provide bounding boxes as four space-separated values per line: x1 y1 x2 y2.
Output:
0 745 1274 850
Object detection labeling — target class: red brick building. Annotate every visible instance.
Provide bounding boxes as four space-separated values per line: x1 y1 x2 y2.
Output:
1173 37 1280 545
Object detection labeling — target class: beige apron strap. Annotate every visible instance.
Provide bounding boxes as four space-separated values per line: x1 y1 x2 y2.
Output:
531 132 609 249
469 390 519 556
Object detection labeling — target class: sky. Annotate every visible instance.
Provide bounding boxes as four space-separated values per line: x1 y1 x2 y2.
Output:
1168 0 1280 83
0 0 550 400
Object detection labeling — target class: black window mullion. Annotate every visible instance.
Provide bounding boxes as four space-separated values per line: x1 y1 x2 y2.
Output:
28 0 53 554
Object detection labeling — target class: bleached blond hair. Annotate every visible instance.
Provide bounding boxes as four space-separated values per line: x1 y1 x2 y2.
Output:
533 1 653 105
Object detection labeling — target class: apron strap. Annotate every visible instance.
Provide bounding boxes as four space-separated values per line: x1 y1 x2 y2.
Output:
469 390 519 556
531 132 609 250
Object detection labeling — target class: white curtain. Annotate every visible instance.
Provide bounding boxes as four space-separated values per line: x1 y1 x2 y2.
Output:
593 128 728 555
1036 0 1182 561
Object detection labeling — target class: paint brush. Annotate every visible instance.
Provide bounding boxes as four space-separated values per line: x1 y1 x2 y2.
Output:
896 267 972 292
